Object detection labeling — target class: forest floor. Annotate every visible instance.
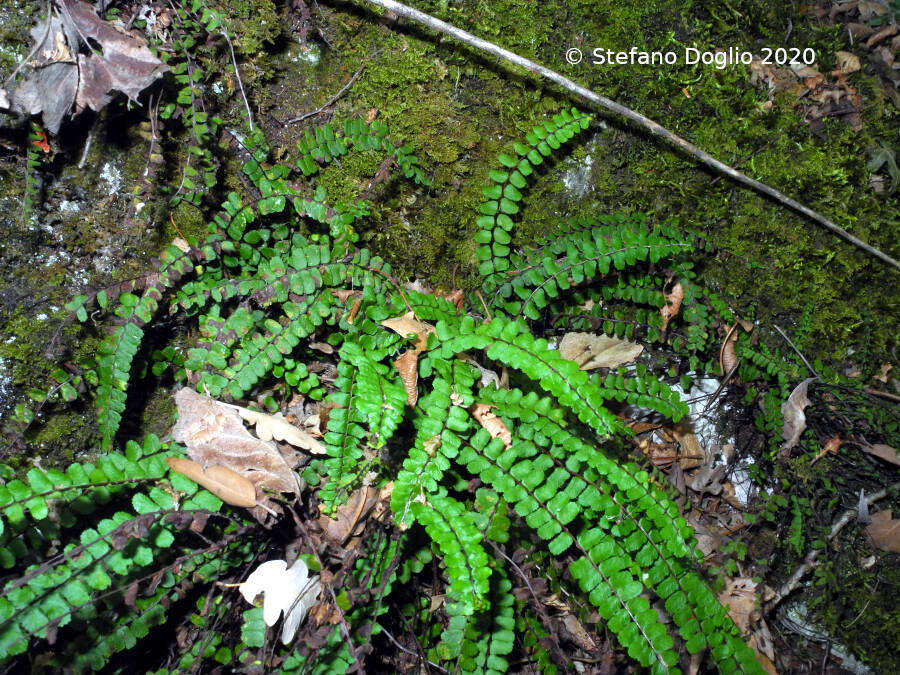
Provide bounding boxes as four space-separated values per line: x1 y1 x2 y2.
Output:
0 0 897 672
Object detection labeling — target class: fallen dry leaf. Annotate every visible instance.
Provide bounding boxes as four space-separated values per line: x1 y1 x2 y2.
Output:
393 349 419 407
718 576 758 634
671 423 710 469
5 0 167 133
232 405 326 454
835 50 861 74
874 363 892 383
558 332 643 370
660 281 684 332
165 457 256 508
862 443 900 467
380 311 436 352
810 435 842 465
172 388 301 519
864 510 900 553
317 485 379 547
469 403 512 448
778 378 817 459
718 321 753 376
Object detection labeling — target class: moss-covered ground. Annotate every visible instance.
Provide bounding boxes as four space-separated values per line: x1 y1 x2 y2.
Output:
0 0 897 670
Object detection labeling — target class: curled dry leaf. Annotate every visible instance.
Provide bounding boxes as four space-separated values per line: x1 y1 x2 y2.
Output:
659 281 684 332
469 403 512 448
671 423 710 469
718 320 753 376
380 311 436 352
864 510 900 553
233 405 326 455
317 485 379 547
862 443 900 467
558 332 643 370
165 457 256 508
393 349 419 407
778 378 817 459
810 435 842 465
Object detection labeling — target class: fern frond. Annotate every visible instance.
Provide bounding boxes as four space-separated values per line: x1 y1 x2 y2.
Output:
476 108 593 287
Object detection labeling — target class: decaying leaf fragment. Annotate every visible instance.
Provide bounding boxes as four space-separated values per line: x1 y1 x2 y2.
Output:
3 0 167 134
165 457 256 507
239 559 322 644
864 510 900 553
659 280 684 332
469 403 512 448
380 311 436 352
558 332 643 370
718 320 753 375
778 378 817 459
317 485 380 547
172 388 301 518
862 443 900 467
232 405 326 454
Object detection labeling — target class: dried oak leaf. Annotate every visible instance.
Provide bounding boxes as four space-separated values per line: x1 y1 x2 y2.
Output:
165 457 257 508
172 388 301 518
863 443 900 467
469 403 512 448
380 311 435 352
778 378 817 459
558 332 643 370
864 510 900 553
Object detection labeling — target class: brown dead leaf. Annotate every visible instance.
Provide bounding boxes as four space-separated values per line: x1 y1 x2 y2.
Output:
393 349 419 407
660 281 684 332
835 51 862 74
380 312 435 352
232 405 326 454
558 332 643 370
469 403 512 448
671 423 710 469
810 435 842 465
862 443 900 467
874 363 892 383
365 108 379 123
778 378 816 459
165 457 257 508
172 388 301 518
6 1 167 134
864 510 900 553
718 576 758 634
718 321 752 376
434 288 464 310
317 485 378 547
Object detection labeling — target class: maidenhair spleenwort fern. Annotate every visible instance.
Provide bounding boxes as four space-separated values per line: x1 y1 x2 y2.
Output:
3 111 767 672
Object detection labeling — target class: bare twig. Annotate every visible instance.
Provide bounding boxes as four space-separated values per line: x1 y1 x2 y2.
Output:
284 54 376 125
764 480 900 614
375 622 449 673
866 387 900 403
351 0 900 272
774 325 820 379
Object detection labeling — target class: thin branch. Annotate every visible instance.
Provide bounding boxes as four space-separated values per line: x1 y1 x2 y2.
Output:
351 0 900 273
284 53 376 125
774 324 821 379
764 480 900 614
375 622 449 673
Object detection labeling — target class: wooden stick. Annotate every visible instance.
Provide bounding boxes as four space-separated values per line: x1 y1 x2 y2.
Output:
350 0 900 273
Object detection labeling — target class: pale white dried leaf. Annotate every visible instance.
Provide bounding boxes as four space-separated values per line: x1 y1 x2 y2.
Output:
239 559 322 644
863 443 900 467
234 406 326 455
864 510 900 553
558 332 643 370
